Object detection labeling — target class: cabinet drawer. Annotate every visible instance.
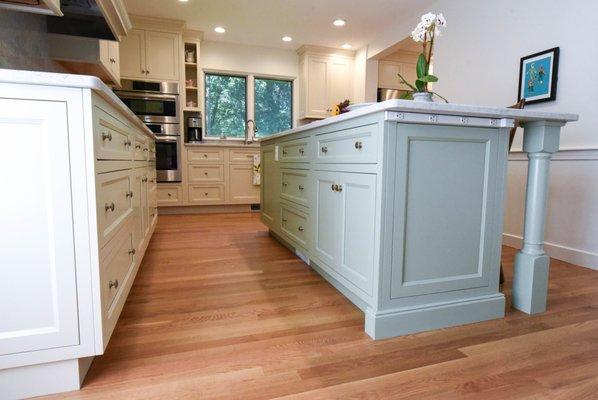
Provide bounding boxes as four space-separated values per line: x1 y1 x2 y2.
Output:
187 148 224 163
100 221 135 318
229 149 259 164
281 169 309 207
281 203 309 247
188 164 224 183
316 124 378 164
188 184 225 204
97 169 134 248
280 138 310 162
94 106 133 161
157 185 182 205
133 134 148 161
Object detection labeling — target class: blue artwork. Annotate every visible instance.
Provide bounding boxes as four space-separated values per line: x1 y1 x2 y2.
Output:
518 47 559 104
523 56 551 99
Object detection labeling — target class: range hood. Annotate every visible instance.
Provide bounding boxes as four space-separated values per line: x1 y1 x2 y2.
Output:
47 0 117 41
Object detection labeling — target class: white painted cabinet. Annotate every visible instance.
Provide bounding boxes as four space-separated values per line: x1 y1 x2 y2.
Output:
298 46 355 119
120 28 180 81
0 98 79 356
0 74 157 399
378 60 417 90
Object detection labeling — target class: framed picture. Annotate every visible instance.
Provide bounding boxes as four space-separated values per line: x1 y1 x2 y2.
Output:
518 47 559 104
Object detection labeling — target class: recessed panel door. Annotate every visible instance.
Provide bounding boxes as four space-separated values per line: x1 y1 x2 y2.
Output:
314 171 340 268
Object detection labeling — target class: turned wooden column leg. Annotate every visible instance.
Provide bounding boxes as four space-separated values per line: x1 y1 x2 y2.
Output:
512 120 563 314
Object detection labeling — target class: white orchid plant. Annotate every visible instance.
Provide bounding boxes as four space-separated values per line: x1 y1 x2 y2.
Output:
398 12 448 102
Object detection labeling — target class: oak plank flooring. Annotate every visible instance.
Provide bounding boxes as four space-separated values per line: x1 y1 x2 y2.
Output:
42 213 598 399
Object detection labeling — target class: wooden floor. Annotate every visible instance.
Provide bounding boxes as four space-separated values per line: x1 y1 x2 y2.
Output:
45 213 598 399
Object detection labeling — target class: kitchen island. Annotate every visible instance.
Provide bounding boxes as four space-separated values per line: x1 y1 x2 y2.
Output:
260 100 577 339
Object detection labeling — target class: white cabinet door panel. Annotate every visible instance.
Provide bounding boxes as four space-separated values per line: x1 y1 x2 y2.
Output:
0 99 79 355
307 57 329 118
119 28 146 79
328 58 352 106
145 30 179 81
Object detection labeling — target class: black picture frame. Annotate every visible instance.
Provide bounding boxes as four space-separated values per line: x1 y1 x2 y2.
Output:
517 47 559 105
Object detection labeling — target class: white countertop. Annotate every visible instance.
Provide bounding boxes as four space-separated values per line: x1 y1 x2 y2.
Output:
262 99 579 142
185 141 260 148
0 68 154 138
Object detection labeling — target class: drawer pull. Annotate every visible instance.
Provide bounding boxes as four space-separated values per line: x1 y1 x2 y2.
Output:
128 248 136 255
203 154 208 158
167 193 172 197
282 218 288 223
282 182 288 187
299 148 305 155
355 141 363 150
101 132 112 141
321 146 328 154
204 172 208 176
142 177 148 183
298 185 304 190
124 139 132 147
110 58 116 63
143 148 149 152
282 149 288 156
108 279 119 289
150 178 156 183
298 226 304 232
336 184 343 192
126 191 134 198
331 184 336 191
135 144 141 149
204 192 209 196
105 202 115 212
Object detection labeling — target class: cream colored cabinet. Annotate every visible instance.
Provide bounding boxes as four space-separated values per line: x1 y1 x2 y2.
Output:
0 76 157 399
120 28 180 81
298 46 355 119
228 164 260 204
48 34 121 86
378 60 417 90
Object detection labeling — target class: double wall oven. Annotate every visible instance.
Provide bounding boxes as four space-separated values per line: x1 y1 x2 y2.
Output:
116 80 181 183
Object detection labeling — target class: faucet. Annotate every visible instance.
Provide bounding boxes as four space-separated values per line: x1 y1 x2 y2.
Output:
245 119 258 144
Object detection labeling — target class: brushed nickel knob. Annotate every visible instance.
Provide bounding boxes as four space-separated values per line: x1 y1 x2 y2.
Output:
124 139 132 147
298 226 304 232
282 149 288 156
126 191 134 198
298 185 304 190
321 146 328 154
203 154 208 157
355 141 363 149
143 148 149 152
337 184 343 192
282 182 288 187
105 202 115 212
282 218 288 223
128 248 136 255
135 144 141 149
141 69 146 74
204 192 208 196
110 58 116 63
109 279 119 289
142 177 148 182
102 132 112 141
167 193 172 197
299 148 305 155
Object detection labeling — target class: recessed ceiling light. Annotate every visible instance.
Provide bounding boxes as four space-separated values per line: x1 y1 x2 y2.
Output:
214 26 226 33
282 36 293 42
333 19 346 27
341 43 352 49
178 0 188 2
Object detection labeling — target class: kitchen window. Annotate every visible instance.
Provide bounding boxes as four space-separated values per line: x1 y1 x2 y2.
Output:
254 78 293 137
205 73 247 138
205 72 293 139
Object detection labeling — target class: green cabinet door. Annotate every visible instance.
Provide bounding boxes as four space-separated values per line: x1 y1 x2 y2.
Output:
314 170 340 267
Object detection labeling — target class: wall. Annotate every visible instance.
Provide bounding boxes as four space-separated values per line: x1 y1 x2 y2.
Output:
368 0 598 269
352 46 379 104
0 10 66 73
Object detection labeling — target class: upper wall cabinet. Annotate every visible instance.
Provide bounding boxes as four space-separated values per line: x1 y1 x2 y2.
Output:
378 60 418 91
120 28 180 81
48 34 121 87
0 0 61 15
298 46 354 119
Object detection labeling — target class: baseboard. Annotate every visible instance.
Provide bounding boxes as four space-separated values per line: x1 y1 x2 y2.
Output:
0 358 84 399
158 204 253 215
365 294 505 340
503 233 598 270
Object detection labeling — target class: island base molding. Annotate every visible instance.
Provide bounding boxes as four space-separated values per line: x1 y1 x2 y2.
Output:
364 294 505 340
0 357 93 399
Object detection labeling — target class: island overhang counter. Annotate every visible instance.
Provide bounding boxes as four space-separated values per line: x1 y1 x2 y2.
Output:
259 99 577 339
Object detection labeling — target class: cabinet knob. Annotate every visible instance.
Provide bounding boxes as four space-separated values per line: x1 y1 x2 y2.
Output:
126 191 134 198
298 185 304 191
203 154 208 158
108 279 119 289
204 172 208 176
321 146 328 154
282 182 288 187
135 144 141 149
105 202 115 212
299 148 305 155
128 248 136 255
204 192 208 196
146 70 150 74
337 184 343 192
354 141 363 150
282 218 288 223
110 58 116 63
124 139 132 147
143 148 149 152
141 69 146 74
102 132 112 141
167 193 172 197
282 149 288 156
331 184 336 191
298 226 304 232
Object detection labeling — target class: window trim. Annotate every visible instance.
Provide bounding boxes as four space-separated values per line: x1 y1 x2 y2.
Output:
202 69 296 141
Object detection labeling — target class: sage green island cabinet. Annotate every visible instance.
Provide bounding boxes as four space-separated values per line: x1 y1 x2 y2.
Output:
260 100 577 340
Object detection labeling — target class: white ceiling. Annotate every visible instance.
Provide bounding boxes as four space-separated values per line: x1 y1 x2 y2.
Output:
123 0 435 50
